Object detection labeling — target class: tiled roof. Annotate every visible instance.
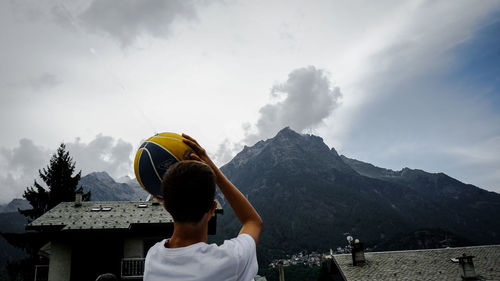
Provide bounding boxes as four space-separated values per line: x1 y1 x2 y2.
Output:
27 201 222 231
333 245 500 281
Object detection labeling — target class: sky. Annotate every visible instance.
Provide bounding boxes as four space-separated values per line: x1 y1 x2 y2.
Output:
1 0 499 203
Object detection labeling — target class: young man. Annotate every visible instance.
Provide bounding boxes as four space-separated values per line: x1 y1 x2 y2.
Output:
144 134 263 281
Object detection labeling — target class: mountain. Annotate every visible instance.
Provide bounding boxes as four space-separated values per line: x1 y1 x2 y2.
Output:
215 127 500 265
79 171 149 201
373 228 473 251
0 173 146 214
0 199 31 214
341 155 491 201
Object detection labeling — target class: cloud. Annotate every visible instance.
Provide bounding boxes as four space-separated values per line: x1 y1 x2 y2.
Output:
213 139 243 166
0 139 50 204
79 0 199 46
328 3 500 192
28 73 61 91
0 135 134 204
212 66 342 166
65 134 134 178
0 139 50 176
245 66 342 144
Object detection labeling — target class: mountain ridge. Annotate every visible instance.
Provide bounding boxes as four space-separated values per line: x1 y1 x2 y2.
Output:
2 128 499 269
79 171 148 201
216 127 500 265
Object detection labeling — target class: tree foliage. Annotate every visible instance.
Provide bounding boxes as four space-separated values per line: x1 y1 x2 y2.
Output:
19 143 90 221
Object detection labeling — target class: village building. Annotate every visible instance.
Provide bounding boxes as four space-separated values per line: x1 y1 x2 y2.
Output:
27 195 223 281
329 243 500 281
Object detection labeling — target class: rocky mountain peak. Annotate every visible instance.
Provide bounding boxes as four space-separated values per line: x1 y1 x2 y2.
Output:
0 198 31 213
84 171 115 184
223 127 355 177
79 171 148 201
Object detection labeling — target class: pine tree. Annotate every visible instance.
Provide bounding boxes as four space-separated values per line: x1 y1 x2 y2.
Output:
19 143 90 221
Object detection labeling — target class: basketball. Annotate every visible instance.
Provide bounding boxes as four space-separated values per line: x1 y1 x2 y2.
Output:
134 132 193 198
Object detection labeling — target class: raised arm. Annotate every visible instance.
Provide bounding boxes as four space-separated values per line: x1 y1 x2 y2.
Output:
182 134 263 245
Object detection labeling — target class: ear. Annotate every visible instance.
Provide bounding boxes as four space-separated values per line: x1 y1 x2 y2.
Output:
153 196 164 204
154 196 168 211
209 201 217 217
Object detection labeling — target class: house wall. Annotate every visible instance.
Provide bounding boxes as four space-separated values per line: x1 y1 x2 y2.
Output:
124 236 166 258
124 237 143 258
48 240 72 281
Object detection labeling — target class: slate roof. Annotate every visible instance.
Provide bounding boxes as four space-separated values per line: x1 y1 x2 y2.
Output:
333 245 500 281
27 200 223 231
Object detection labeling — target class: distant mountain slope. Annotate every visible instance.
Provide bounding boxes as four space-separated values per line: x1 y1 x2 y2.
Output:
216 127 500 265
339 156 400 179
373 228 473 251
341 155 494 200
0 199 31 214
79 171 148 201
340 155 500 240
0 212 29 269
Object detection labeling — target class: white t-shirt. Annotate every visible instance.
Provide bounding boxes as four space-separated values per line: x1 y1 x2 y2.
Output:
144 234 258 281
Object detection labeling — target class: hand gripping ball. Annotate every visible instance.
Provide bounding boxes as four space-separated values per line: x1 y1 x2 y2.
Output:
134 132 193 198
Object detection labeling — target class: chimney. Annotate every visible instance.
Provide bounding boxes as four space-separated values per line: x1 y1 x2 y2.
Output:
351 239 366 266
75 190 82 207
457 253 477 280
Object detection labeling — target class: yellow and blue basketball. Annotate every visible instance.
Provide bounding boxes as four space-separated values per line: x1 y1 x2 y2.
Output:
134 132 193 198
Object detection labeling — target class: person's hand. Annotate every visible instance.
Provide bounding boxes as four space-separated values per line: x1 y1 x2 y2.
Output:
182 133 218 172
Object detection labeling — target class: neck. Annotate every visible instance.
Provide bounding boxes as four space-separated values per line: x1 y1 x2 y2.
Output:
166 221 208 248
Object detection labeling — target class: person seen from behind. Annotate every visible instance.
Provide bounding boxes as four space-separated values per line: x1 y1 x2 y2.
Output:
144 134 263 281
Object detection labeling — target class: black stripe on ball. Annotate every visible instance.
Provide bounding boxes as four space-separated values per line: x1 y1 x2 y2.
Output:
145 142 178 177
139 148 162 197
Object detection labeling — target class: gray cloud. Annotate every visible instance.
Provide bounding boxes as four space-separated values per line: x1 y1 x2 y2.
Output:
0 139 50 204
331 4 500 192
212 66 342 166
29 73 61 91
213 139 243 166
2 73 61 94
0 139 50 176
245 66 342 144
66 134 134 178
79 0 198 46
0 135 134 204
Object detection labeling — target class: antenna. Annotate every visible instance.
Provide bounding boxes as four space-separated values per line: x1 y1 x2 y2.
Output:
347 236 353 245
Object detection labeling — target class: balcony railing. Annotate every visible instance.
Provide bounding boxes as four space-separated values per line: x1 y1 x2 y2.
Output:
121 258 145 279
34 265 49 281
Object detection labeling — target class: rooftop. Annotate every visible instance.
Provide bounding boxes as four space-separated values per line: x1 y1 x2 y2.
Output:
333 245 500 281
27 200 223 231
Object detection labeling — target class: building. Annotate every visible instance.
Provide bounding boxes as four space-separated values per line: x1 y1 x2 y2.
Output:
27 197 223 281
330 244 500 281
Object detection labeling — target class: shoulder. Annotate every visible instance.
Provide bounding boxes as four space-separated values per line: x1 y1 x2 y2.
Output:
202 234 257 271
218 234 256 254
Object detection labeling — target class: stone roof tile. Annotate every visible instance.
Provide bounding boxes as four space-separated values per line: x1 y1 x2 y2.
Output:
28 201 222 231
333 245 500 281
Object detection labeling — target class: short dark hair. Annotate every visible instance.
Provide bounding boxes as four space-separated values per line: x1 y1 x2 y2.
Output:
162 160 216 223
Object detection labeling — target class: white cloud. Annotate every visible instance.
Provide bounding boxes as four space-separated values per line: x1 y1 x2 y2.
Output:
66 134 134 178
245 66 342 144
